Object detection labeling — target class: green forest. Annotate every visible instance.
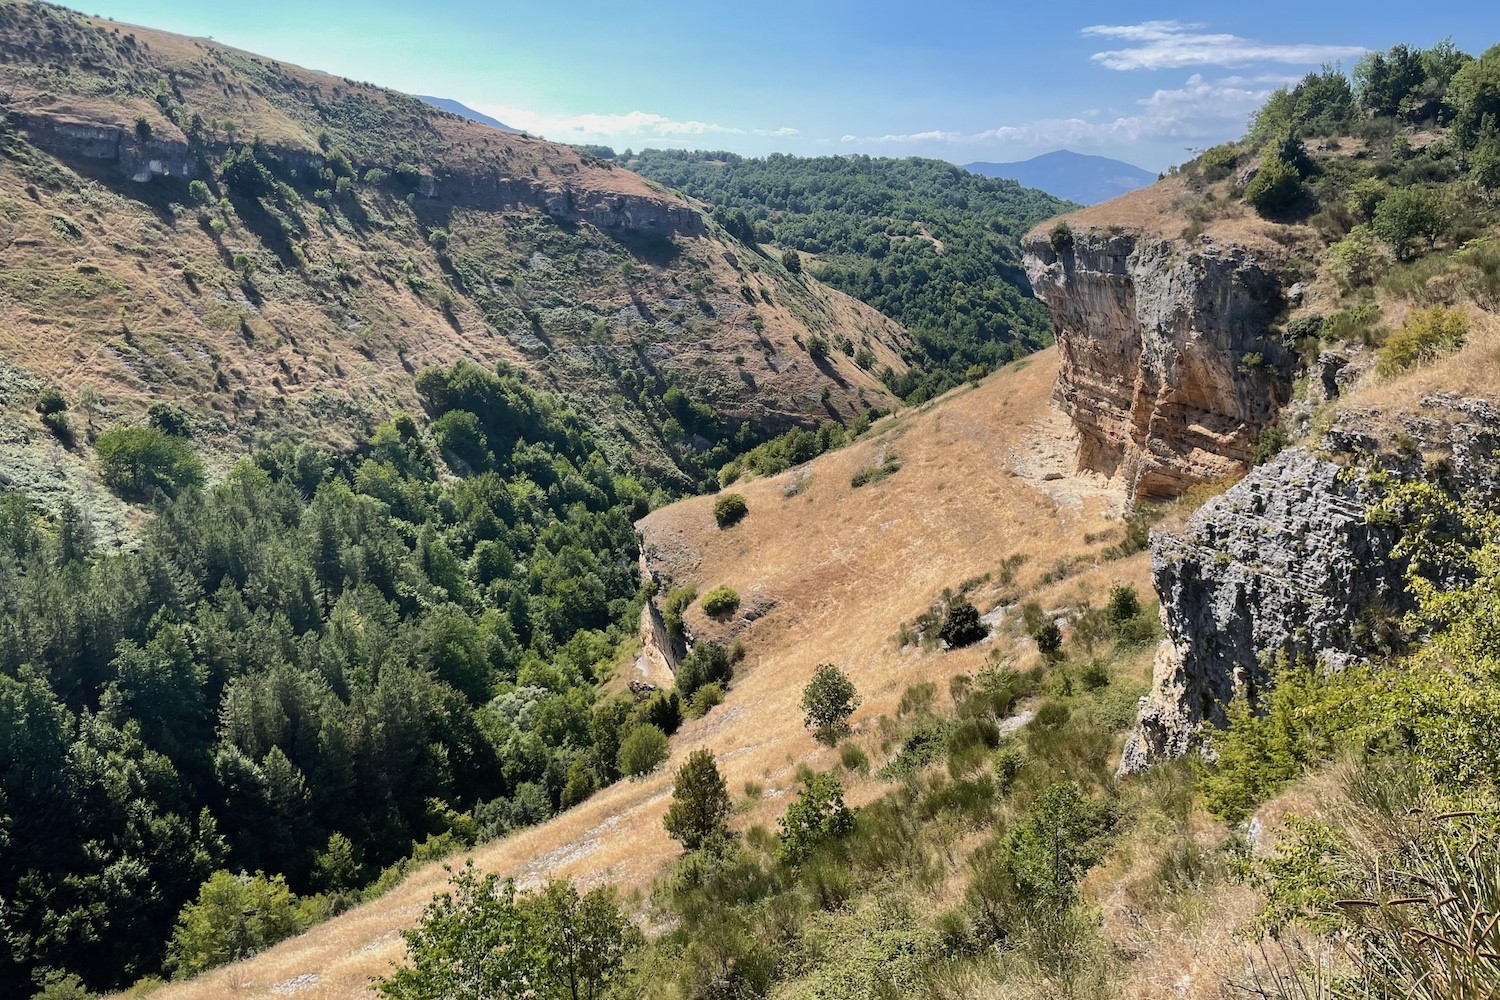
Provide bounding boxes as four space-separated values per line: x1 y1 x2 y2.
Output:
0 361 681 994
629 151 1073 402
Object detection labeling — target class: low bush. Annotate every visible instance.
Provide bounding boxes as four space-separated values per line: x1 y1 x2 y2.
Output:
1376 306 1468 376
700 585 740 617
95 425 204 500
713 493 748 528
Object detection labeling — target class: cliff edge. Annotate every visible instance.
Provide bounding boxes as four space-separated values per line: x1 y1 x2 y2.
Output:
1023 226 1297 501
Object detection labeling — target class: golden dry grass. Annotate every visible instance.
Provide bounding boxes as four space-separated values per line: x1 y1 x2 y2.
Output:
128 348 1164 999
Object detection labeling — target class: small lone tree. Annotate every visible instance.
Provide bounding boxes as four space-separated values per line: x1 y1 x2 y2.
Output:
663 749 731 850
617 724 670 778
939 598 988 649
781 248 803 274
1034 619 1063 659
801 664 860 745
777 773 854 866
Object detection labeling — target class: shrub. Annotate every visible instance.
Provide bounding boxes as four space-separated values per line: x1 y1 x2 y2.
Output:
187 179 211 203
617 724 671 778
637 690 682 736
777 773 853 866
1329 224 1385 288
781 248 802 274
1376 306 1468 376
95 426 204 500
167 870 309 976
839 742 869 774
34 387 67 415
147 402 191 436
1048 221 1074 253
1372 187 1446 261
676 641 733 701
802 664 860 745
700 585 740 617
1105 585 1141 631
662 584 697 637
850 452 901 488
1324 302 1385 344
41 410 74 446
1033 620 1063 658
938 598 988 648
1244 153 1303 216
688 682 725 718
1198 143 1240 182
713 493 748 528
663 750 732 850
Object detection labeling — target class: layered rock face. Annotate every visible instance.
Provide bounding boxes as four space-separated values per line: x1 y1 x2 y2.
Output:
1120 397 1500 773
16 112 705 237
1024 229 1295 500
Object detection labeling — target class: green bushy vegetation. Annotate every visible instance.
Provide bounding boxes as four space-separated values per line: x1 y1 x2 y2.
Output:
1376 305 1468 375
0 359 663 994
387 599 1167 998
801 663 860 745
712 493 748 528
1193 477 1500 992
699 585 739 617
631 150 1073 402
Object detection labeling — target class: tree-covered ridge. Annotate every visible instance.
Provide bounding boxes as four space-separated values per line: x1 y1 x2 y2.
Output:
629 151 1075 402
0 361 667 995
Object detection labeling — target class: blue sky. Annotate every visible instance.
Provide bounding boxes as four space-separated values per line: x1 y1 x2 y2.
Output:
80 1 1500 170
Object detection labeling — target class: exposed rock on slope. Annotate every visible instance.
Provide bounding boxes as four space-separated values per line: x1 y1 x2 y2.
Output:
0 2 911 505
1121 395 1500 773
1023 227 1296 501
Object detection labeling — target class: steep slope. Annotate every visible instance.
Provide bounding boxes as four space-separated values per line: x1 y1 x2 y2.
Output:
138 348 1160 999
628 149 1073 401
965 150 1156 205
0 2 911 530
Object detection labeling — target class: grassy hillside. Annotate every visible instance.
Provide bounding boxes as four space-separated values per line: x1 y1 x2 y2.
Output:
0 0 914 529
629 150 1072 402
119 348 1187 999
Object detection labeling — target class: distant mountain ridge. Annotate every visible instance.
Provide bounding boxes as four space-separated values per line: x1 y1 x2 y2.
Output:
418 95 521 133
964 149 1155 205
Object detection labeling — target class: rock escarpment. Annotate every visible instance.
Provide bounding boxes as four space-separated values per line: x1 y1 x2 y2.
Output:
1023 229 1296 501
16 112 705 237
1120 397 1500 773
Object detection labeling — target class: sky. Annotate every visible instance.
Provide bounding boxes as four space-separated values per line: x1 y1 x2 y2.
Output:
76 1 1500 171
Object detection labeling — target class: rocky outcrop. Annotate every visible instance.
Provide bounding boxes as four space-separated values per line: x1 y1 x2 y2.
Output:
1120 397 1500 774
1023 229 1295 501
17 111 705 237
1118 449 1404 772
17 114 199 182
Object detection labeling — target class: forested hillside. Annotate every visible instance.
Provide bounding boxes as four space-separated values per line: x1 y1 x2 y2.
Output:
630 151 1073 401
0 361 682 993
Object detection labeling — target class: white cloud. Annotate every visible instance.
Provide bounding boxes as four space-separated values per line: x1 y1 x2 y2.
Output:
469 103 796 142
1083 21 1365 71
840 73 1271 149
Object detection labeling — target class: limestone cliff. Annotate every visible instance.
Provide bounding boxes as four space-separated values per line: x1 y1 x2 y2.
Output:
1120 396 1500 773
1023 228 1296 501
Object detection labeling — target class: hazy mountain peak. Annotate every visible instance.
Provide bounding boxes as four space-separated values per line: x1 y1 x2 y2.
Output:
964 149 1156 205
